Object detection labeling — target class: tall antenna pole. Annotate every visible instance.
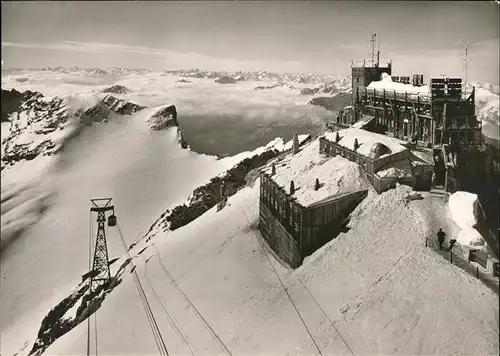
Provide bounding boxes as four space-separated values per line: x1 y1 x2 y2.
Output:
377 34 380 67
460 41 471 96
369 33 377 67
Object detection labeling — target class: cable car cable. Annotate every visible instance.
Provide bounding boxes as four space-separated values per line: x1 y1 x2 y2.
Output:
115 221 170 356
151 244 233 356
144 258 196 356
239 204 323 356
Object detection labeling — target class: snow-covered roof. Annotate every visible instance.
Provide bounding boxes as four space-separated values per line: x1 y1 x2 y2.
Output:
367 73 430 95
324 128 408 158
351 114 375 129
409 149 434 166
265 140 369 208
376 159 413 178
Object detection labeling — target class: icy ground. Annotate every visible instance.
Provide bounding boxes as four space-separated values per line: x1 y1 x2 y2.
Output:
47 181 499 356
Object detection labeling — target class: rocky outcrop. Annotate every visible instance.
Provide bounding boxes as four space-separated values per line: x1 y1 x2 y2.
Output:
1 89 42 122
215 76 237 84
145 149 279 235
103 85 129 94
2 92 67 167
79 95 145 125
139 137 311 243
308 93 351 111
147 105 188 148
28 259 129 356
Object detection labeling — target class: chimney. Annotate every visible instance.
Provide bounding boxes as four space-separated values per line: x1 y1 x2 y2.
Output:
271 163 276 175
335 131 340 143
293 134 299 154
314 178 320 191
290 180 295 195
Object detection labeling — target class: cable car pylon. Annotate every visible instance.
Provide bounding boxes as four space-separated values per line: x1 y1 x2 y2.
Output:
89 198 117 292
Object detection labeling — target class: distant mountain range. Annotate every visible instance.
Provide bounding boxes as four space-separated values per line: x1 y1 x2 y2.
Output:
2 67 498 141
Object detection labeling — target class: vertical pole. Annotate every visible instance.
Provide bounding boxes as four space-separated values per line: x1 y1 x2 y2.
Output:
476 266 479 279
450 250 453 264
87 210 92 356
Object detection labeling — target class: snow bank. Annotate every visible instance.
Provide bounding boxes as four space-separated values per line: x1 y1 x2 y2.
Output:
448 191 479 230
376 166 412 178
324 127 408 157
267 140 369 207
367 73 430 95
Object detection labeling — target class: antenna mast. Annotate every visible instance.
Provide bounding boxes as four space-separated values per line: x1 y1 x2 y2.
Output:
461 41 470 96
369 33 377 67
377 34 380 67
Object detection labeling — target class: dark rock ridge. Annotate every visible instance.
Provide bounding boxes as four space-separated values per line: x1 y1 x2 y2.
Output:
137 136 312 246
2 91 188 169
148 105 188 149
1 89 42 122
103 85 129 94
308 93 351 112
79 95 146 125
2 91 67 167
28 258 131 356
176 79 191 83
215 76 237 84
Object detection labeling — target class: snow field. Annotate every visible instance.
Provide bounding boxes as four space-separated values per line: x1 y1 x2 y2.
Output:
49 173 499 356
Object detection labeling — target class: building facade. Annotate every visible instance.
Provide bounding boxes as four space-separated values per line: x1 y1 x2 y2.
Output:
344 58 482 147
259 171 368 268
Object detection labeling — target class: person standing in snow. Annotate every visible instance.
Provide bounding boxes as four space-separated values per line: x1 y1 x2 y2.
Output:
437 228 446 250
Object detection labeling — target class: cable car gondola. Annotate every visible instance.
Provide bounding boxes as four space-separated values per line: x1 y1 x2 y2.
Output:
108 214 117 227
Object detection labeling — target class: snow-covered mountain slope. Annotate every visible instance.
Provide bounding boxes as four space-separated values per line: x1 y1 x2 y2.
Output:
0 84 316 355
47 172 498 356
1 69 498 356
473 85 499 143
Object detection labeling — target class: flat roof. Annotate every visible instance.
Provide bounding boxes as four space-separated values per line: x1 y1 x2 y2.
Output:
263 140 369 208
324 128 408 158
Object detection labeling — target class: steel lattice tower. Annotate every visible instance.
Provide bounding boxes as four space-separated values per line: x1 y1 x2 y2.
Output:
90 198 116 292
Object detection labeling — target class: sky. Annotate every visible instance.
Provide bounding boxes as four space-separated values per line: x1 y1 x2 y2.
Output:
1 1 499 83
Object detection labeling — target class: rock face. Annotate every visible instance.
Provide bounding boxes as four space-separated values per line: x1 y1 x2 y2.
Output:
1 89 41 122
79 95 146 125
215 76 237 84
147 105 188 149
2 90 187 169
103 85 129 94
308 93 351 111
28 259 130 356
1 91 67 167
